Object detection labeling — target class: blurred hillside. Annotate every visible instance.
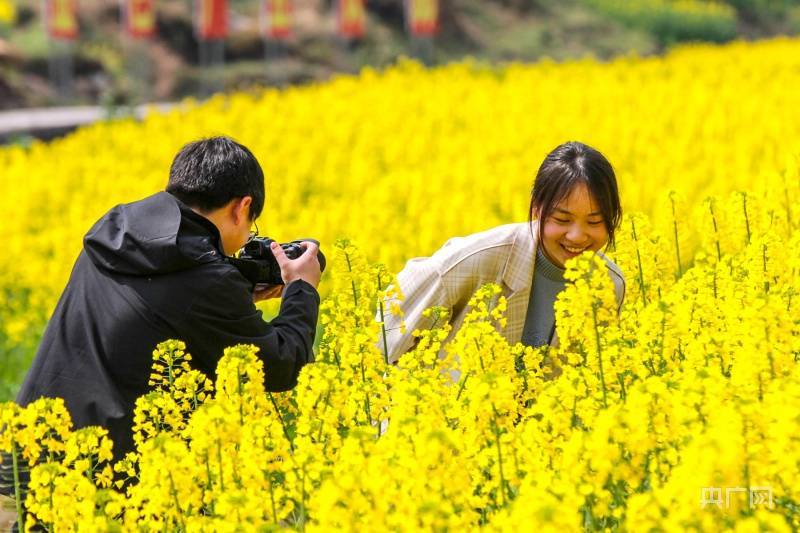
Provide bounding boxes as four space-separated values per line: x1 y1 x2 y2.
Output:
0 0 799 109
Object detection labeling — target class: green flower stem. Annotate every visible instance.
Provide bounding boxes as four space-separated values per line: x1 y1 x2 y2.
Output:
217 441 225 493
377 272 390 365
168 472 186 530
316 389 332 442
237 363 245 425
204 450 215 515
344 251 359 307
299 464 307 532
268 392 295 452
268 471 278 523
456 371 471 401
491 406 508 507
592 304 608 408
742 192 752 244
708 199 722 262
11 443 24 533
630 218 648 306
168 363 175 400
359 352 375 428
670 193 682 279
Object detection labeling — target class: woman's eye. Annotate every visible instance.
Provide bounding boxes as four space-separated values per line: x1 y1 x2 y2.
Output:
553 218 570 224
588 220 604 226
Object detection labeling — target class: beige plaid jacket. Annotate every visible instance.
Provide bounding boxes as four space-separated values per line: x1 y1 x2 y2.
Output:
382 222 625 363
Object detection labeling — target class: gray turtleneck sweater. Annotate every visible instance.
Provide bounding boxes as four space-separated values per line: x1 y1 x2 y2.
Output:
520 247 567 348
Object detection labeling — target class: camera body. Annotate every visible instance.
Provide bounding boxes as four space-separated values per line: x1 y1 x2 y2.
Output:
237 237 326 287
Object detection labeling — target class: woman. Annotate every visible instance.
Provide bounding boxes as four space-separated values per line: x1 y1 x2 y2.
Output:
382 141 625 363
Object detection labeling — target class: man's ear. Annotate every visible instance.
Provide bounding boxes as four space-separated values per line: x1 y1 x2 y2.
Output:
233 196 253 225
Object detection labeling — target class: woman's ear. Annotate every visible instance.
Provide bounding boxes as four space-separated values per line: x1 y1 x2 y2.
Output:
531 205 541 221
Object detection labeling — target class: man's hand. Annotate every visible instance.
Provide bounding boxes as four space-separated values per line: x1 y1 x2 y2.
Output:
271 241 322 289
253 284 283 303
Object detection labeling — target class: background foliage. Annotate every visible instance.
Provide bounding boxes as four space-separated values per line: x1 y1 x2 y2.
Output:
2 36 800 399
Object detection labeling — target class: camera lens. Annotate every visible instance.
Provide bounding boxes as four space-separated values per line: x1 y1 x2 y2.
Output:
283 243 303 260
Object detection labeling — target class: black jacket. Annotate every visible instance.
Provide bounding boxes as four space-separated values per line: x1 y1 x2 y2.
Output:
16 192 319 460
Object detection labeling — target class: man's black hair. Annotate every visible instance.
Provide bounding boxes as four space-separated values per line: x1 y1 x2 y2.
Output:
167 136 265 220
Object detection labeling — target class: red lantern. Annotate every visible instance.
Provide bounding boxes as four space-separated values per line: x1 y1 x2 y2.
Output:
337 0 365 39
46 0 79 40
124 0 156 39
406 0 438 36
263 0 292 40
196 0 227 40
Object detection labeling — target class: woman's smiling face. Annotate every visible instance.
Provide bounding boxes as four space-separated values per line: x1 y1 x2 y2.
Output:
534 183 609 268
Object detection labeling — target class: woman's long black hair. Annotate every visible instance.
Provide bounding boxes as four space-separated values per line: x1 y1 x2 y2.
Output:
528 141 622 248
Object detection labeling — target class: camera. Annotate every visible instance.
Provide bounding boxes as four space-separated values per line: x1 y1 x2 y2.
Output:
235 237 326 287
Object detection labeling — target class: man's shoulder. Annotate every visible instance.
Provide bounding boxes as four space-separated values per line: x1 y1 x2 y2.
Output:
129 257 250 305
168 260 254 319
189 259 251 290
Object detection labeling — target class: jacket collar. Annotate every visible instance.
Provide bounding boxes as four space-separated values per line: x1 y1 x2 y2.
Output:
169 193 225 254
502 221 538 292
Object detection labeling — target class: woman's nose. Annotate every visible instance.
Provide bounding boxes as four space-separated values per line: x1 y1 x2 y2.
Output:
566 224 587 243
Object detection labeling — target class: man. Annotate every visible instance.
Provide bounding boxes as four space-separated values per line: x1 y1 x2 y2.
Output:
14 136 322 461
